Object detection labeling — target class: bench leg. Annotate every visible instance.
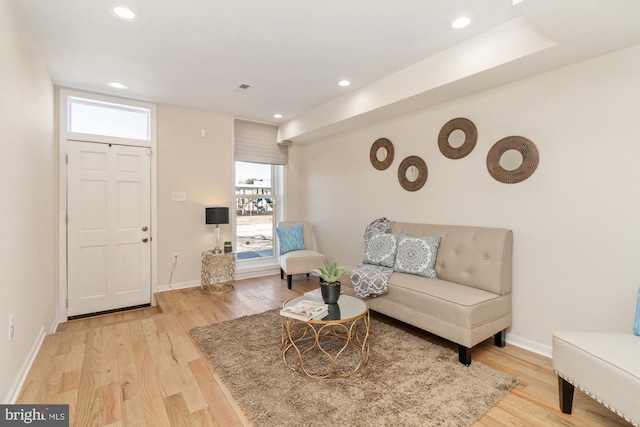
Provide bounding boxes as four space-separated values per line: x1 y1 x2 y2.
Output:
287 275 292 289
494 329 506 347
558 376 575 414
458 345 471 366
280 268 284 280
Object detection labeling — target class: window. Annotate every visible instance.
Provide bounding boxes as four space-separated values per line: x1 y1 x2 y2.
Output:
235 161 275 260
68 96 151 141
233 119 287 264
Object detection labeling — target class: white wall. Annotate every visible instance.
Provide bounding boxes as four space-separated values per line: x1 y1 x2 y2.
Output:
294 43 640 355
157 105 233 289
0 0 56 402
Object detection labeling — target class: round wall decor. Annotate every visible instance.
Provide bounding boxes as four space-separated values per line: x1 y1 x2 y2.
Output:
397 156 428 191
438 117 478 159
370 138 395 170
486 136 539 184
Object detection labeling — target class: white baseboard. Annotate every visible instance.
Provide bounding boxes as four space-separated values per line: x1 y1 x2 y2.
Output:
49 316 59 335
156 264 281 293
157 280 200 293
506 333 552 359
4 324 48 404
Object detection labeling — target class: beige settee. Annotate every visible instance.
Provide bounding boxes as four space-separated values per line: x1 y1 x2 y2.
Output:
343 222 513 365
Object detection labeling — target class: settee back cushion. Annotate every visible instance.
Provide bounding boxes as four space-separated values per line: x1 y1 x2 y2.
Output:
390 222 513 295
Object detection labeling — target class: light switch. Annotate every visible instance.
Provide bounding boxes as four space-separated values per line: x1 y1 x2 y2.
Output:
171 192 187 202
201 128 206 138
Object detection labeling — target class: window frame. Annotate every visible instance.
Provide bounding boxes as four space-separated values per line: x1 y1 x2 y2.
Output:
233 161 285 269
65 92 154 148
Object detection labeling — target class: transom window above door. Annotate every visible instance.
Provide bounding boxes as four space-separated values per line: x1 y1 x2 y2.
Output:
68 96 151 141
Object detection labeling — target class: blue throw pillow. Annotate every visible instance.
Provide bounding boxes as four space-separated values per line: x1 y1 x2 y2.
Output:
363 230 400 268
634 285 640 336
276 224 306 255
393 235 441 278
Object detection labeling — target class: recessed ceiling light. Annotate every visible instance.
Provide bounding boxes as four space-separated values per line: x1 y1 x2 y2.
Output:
451 16 471 29
273 113 283 119
112 6 136 21
338 80 351 87
107 81 128 89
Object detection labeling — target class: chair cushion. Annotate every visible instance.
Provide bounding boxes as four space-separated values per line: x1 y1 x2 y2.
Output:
276 224 306 255
280 250 326 275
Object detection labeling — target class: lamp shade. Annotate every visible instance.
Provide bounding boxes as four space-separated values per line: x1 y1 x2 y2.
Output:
205 207 229 225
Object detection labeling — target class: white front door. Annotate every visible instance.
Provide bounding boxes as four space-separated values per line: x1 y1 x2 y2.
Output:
67 140 151 316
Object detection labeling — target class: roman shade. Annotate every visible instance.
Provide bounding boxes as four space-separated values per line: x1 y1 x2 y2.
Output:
234 119 287 165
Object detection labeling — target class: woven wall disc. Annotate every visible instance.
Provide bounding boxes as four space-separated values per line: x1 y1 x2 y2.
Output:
370 138 395 170
397 156 428 191
486 136 539 184
438 117 478 159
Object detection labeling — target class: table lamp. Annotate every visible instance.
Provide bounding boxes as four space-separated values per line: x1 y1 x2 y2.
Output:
206 207 229 254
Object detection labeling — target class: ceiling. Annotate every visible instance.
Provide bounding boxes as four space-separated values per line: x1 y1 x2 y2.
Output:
16 0 640 140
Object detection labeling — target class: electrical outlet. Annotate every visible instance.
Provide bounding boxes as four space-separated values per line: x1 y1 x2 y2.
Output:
9 315 14 341
173 252 179 262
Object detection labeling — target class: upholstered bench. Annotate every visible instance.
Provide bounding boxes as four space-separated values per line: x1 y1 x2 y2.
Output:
552 332 640 426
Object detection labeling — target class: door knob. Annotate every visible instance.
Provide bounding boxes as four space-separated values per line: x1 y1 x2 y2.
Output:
142 226 149 232
142 237 149 243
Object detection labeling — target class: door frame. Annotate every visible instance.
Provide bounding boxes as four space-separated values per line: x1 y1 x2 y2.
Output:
57 87 158 323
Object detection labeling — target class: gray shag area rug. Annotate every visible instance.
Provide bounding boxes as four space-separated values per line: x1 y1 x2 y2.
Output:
190 309 517 427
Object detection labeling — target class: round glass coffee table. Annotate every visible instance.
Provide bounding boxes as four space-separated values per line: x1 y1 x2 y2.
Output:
281 294 370 379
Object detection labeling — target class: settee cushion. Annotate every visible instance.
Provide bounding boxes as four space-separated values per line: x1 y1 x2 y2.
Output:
386 272 510 329
393 235 440 278
363 231 399 268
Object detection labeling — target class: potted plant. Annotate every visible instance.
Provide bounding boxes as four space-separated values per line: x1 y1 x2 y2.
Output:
223 241 233 253
313 260 346 304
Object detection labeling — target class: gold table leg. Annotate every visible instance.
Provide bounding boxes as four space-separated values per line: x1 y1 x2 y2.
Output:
281 311 370 379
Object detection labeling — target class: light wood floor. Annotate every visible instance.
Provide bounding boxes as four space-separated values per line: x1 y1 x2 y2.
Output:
18 275 632 427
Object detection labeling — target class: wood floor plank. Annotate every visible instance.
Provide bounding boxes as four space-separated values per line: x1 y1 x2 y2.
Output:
18 334 65 403
163 393 195 427
132 339 172 427
116 334 144 427
74 327 104 427
128 320 146 342
162 332 208 414
56 389 78 427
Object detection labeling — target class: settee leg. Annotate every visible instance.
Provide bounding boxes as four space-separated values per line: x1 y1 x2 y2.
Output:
458 345 471 366
494 330 506 347
558 376 575 414
287 275 292 289
280 268 284 280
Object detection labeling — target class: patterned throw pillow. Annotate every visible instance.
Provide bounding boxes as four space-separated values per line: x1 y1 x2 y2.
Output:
363 231 399 268
393 235 441 278
276 224 306 255
364 217 394 247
